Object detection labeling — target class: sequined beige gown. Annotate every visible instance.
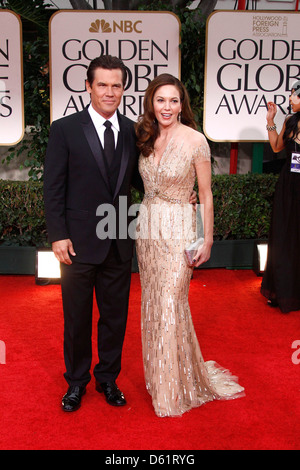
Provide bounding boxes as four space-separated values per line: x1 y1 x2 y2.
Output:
136 126 244 417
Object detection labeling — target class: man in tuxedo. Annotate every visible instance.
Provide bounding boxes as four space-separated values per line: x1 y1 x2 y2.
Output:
44 55 144 412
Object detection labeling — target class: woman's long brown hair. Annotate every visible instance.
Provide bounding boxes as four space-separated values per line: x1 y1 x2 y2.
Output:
135 74 197 157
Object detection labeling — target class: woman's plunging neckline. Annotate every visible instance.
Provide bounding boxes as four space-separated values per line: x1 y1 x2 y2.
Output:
152 137 174 168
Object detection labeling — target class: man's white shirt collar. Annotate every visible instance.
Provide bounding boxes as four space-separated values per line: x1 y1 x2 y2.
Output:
88 104 120 133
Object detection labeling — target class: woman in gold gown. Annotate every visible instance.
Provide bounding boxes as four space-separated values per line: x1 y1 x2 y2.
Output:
135 74 244 417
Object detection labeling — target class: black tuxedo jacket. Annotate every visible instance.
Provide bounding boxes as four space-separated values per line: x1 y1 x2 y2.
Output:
43 107 143 264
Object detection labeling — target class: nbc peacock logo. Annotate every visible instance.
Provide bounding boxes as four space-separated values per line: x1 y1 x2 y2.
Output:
89 19 112 33
89 18 142 34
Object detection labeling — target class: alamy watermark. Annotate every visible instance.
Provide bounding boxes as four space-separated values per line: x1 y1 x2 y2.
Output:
95 197 204 241
291 340 300 365
0 340 6 364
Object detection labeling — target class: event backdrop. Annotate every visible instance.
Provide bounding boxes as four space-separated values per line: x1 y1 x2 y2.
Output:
0 10 24 146
49 10 181 122
204 10 300 142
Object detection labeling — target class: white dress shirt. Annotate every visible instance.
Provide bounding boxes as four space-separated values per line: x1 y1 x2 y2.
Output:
88 104 119 149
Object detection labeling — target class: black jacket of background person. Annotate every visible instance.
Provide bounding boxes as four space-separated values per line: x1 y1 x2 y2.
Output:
43 106 144 264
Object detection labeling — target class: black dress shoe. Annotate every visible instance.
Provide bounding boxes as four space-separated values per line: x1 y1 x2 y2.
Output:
62 385 86 412
96 381 126 406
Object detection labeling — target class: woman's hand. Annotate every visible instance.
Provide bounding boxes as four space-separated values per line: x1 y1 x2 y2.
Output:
266 101 286 153
266 102 277 123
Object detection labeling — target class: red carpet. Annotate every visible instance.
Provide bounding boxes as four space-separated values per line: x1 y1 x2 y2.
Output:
0 269 299 450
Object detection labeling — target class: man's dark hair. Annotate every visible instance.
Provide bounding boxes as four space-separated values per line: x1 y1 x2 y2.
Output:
87 55 127 87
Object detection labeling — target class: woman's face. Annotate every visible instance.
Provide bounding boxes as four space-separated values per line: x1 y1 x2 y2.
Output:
153 85 182 128
289 88 300 113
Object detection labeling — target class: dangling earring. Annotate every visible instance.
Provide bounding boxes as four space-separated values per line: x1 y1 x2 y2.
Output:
178 112 182 122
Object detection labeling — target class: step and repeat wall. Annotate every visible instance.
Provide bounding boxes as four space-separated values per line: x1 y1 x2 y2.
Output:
204 10 300 142
49 10 181 122
1 8 300 146
0 10 23 146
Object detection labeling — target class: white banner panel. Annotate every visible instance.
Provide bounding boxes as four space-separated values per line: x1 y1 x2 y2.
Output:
49 10 180 122
0 10 24 146
204 11 300 142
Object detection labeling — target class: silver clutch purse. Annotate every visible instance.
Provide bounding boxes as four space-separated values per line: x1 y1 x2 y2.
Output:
184 237 204 267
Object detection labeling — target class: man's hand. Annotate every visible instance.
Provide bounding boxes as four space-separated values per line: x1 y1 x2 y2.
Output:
189 190 197 209
52 239 76 265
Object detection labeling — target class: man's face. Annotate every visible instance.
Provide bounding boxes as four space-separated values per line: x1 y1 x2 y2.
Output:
86 67 124 119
